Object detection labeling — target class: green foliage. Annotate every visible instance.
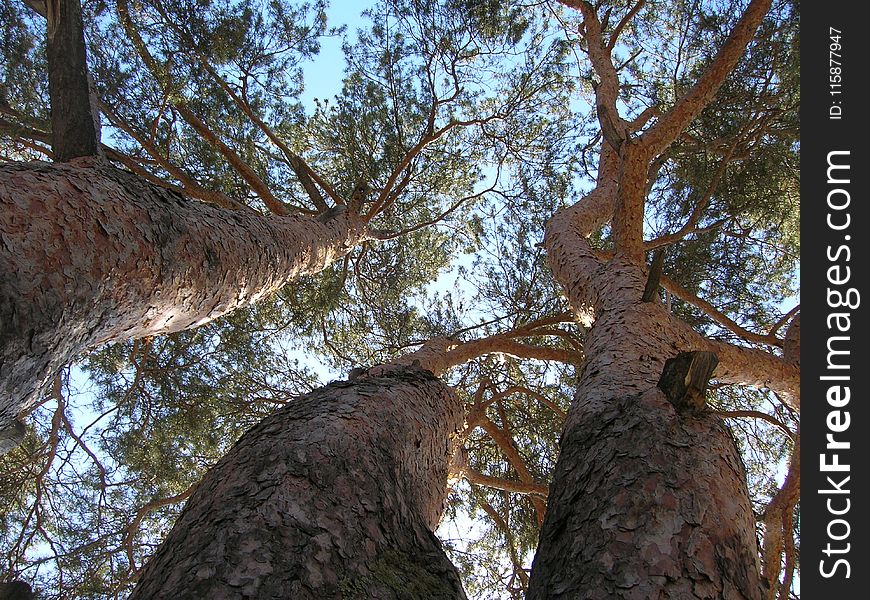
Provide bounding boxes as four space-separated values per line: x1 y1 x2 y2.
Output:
0 2 48 160
1 0 800 598
0 305 318 599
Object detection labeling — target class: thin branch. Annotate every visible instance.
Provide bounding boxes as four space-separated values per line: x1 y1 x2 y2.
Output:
769 304 800 338
564 0 627 150
100 102 248 211
375 175 497 240
157 17 338 212
714 409 794 440
115 0 288 215
478 500 531 589
607 0 647 50
660 275 783 347
465 469 549 497
645 137 739 250
637 0 773 158
365 114 502 220
478 416 548 525
121 481 198 573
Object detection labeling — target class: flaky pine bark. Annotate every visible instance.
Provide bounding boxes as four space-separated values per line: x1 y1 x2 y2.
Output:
528 300 767 599
529 0 790 598
532 390 762 599
0 160 368 437
129 365 466 599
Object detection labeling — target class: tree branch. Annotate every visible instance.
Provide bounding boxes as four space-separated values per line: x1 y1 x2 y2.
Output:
465 469 549 497
607 1 647 51
760 434 799 600
660 274 784 347
115 0 288 215
478 500 531 589
564 0 627 151
153 16 339 213
99 103 248 210
478 416 548 525
637 0 773 158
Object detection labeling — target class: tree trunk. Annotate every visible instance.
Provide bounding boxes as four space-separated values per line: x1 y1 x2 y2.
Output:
128 365 467 599
527 299 766 600
45 0 101 161
528 390 764 599
0 160 367 439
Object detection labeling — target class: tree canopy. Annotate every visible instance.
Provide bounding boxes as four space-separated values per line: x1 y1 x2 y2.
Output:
1 0 799 598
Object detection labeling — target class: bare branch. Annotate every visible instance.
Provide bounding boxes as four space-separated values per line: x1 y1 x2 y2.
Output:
638 0 774 157
121 482 198 573
465 469 549 497
645 137 740 250
566 1 628 150
478 500 531 589
152 14 340 213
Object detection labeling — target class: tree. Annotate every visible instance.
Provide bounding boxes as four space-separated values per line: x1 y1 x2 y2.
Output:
127 357 467 599
1 0 800 598
528 1 798 598
1 0 549 447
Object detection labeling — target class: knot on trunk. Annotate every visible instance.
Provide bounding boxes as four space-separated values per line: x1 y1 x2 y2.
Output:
657 351 718 413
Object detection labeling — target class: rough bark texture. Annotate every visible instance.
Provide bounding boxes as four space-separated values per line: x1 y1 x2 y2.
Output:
0 160 367 436
46 0 101 161
533 3 779 586
528 388 764 600
128 366 466 599
528 257 767 599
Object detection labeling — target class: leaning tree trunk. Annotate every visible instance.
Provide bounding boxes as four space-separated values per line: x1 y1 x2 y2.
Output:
527 287 766 600
0 161 367 443
128 365 467 599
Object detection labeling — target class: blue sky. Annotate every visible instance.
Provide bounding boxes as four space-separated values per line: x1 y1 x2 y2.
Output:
299 0 376 107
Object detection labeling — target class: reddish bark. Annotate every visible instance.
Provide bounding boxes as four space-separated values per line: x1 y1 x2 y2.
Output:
529 388 764 600
531 1 784 596
0 160 368 438
128 366 466 599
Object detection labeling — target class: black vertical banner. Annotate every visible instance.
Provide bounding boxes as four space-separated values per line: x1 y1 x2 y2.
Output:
802 1 866 597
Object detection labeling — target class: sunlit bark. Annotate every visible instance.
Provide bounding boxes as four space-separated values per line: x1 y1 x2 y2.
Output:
0 160 368 437
530 0 785 597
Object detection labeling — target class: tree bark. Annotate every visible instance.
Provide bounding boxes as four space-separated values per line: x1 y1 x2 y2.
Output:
45 0 101 161
529 250 768 600
128 365 467 599
0 160 368 440
528 390 764 600
533 3 779 586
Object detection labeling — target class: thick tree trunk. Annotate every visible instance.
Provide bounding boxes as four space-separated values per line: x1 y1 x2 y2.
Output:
528 389 764 599
527 299 766 599
128 365 467 599
0 160 367 438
